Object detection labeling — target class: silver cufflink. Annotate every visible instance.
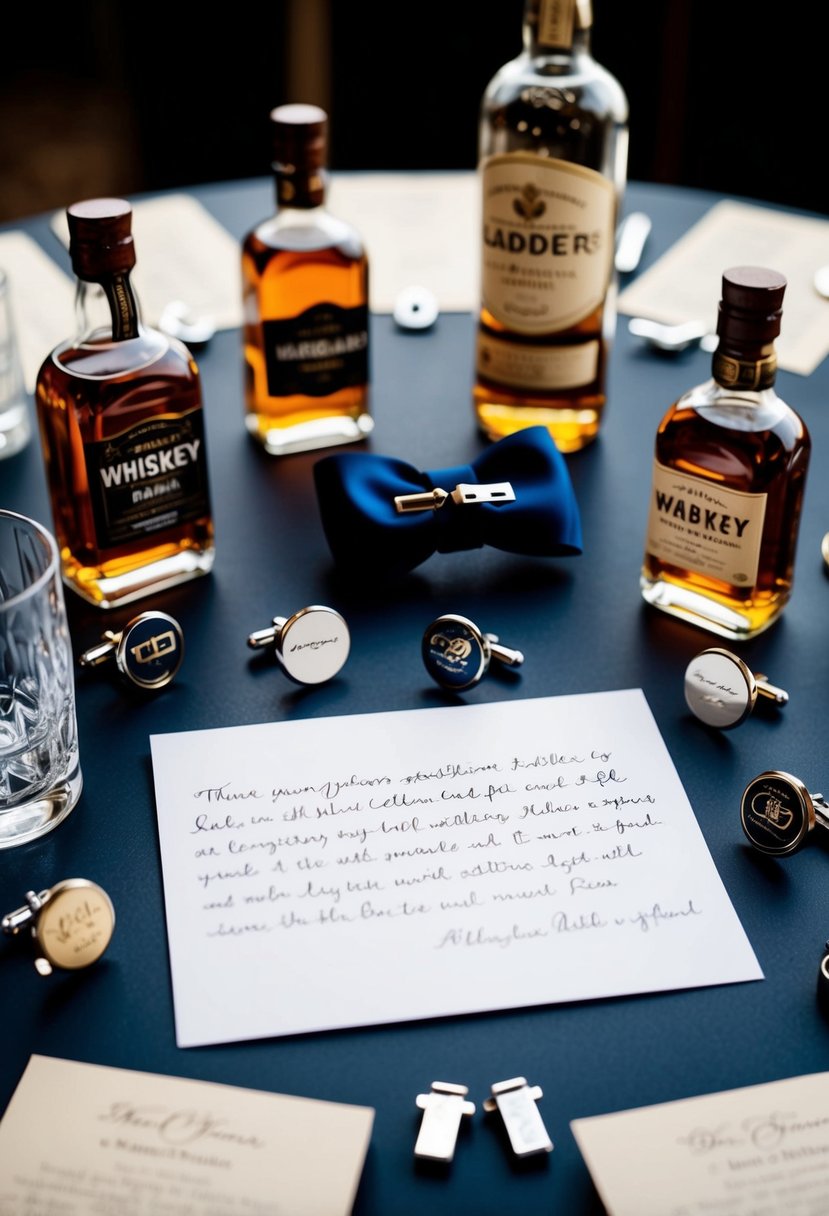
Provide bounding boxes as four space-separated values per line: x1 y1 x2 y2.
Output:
2 879 115 976
741 770 829 857
414 1081 475 1162
684 647 788 729
393 285 439 332
818 940 829 1011
422 613 523 691
483 1077 553 1158
247 605 350 685
395 482 514 514
79 611 184 690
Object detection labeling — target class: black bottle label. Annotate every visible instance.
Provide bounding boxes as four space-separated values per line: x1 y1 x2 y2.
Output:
85 409 210 549
262 303 369 398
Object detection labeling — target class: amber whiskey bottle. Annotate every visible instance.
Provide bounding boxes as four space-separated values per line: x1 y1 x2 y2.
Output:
35 199 214 609
242 104 371 455
641 267 810 640
474 0 628 453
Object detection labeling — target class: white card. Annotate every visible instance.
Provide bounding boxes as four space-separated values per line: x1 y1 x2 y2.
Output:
150 690 761 1048
0 230 75 392
571 1071 829 1216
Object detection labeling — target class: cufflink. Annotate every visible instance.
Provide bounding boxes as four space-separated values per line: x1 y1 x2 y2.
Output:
483 1077 553 1158
79 611 184 690
393 285 439 331
2 879 115 976
414 1081 475 1162
684 648 788 729
740 770 829 857
247 605 350 685
818 940 829 1011
422 614 523 691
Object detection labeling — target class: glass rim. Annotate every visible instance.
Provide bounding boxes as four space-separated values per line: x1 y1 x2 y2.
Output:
0 509 60 612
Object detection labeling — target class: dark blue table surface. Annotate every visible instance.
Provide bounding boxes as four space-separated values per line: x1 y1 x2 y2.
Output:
2 178 829 1215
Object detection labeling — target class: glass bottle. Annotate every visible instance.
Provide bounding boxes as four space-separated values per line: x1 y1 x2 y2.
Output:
641 266 811 639
474 0 628 453
35 198 215 609
242 104 372 455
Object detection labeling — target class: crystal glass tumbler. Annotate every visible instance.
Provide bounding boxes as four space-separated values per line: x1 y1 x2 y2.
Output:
0 510 81 847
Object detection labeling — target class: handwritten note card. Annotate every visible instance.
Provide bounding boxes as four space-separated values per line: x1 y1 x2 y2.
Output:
150 690 761 1048
0 1055 373 1216
571 1071 829 1216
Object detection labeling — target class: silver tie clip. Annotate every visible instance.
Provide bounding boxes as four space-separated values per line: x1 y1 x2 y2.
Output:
394 481 515 514
414 1081 475 1162
483 1076 553 1157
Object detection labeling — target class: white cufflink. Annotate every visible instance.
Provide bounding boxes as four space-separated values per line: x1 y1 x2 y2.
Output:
414 1081 475 1162
685 648 788 729
483 1077 553 1157
247 605 350 684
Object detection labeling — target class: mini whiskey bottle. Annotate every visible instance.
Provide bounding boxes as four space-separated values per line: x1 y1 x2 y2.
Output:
242 104 372 455
474 0 628 453
641 267 810 639
36 198 215 609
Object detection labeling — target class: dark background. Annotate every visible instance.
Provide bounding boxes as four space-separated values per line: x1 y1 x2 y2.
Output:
1 0 826 223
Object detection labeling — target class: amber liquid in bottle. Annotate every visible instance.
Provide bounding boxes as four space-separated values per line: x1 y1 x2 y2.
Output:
641 268 810 639
37 328 214 608
242 103 371 455
474 0 628 453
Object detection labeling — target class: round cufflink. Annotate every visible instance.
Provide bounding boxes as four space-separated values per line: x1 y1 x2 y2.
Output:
684 648 788 729
79 611 184 690
2 879 115 976
247 605 350 685
740 770 829 857
818 941 829 1011
422 614 523 691
393 285 439 331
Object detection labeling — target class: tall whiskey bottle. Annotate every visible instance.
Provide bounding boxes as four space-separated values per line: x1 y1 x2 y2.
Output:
242 104 372 455
474 0 628 453
36 199 214 609
641 267 810 639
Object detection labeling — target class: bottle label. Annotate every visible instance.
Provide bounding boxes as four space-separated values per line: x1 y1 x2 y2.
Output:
480 153 615 335
262 303 369 398
537 0 576 48
645 461 767 587
85 408 210 550
477 330 599 390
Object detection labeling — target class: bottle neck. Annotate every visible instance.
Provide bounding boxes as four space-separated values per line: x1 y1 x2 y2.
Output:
712 339 778 392
523 0 592 56
274 167 328 211
76 271 141 342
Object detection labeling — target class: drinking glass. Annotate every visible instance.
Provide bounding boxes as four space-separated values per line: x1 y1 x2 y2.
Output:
0 510 82 847
0 269 31 459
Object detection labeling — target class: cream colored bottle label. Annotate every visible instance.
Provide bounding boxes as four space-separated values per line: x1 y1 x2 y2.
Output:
477 330 599 390
480 152 614 335
645 462 767 587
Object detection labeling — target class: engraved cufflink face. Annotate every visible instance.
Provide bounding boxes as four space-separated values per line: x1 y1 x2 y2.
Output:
740 770 829 856
483 1077 553 1158
248 605 350 685
2 879 115 976
79 611 184 690
684 647 788 729
422 614 523 692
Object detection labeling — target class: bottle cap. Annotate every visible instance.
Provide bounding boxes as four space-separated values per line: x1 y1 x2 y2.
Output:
717 266 786 345
67 198 136 280
270 103 327 173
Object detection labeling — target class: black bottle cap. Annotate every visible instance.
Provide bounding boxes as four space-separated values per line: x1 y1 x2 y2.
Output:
717 266 786 345
67 198 136 280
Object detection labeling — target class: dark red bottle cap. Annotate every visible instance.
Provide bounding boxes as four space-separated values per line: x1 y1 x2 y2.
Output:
270 103 328 174
717 266 786 344
67 198 136 280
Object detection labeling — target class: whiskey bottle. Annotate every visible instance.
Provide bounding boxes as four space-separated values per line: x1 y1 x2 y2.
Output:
641 267 810 640
35 198 214 609
474 0 628 453
242 104 372 455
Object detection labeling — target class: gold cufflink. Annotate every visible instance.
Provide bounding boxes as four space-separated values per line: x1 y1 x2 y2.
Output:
684 647 788 729
483 1077 553 1157
422 613 523 691
394 482 515 513
414 1081 475 1162
79 611 184 690
2 879 115 976
247 605 350 685
740 770 829 857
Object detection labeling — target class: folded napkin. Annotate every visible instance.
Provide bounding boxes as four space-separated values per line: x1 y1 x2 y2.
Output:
313 426 582 576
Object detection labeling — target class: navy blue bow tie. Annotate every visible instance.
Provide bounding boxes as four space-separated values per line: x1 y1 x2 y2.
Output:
313 426 582 576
